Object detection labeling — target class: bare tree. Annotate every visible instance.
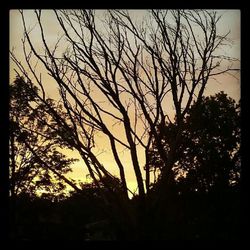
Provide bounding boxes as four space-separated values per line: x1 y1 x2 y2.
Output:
10 9 239 238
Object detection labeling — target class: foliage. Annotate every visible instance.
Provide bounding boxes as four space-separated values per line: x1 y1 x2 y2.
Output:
148 92 241 193
9 76 78 199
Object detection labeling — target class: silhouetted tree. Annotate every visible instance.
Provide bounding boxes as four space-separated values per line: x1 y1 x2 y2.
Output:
9 76 86 239
10 10 240 239
145 92 241 239
148 92 241 194
9 76 80 199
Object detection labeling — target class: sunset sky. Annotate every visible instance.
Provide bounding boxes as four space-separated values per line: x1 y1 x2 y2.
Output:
10 10 240 195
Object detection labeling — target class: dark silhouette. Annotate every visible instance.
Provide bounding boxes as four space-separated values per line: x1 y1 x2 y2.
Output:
10 76 80 199
148 91 240 193
145 92 241 239
9 91 241 240
9 10 240 240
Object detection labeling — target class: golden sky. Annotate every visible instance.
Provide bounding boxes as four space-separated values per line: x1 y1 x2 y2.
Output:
9 10 241 195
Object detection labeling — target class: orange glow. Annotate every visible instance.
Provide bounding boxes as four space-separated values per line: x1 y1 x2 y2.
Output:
9 9 241 195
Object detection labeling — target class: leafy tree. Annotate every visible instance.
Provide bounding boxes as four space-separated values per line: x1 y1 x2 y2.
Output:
9 76 79 200
144 92 241 240
148 92 241 194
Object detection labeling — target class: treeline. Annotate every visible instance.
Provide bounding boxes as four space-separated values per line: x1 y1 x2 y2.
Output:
9 183 241 240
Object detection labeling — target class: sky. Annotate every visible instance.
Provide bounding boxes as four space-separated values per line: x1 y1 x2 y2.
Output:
9 9 241 195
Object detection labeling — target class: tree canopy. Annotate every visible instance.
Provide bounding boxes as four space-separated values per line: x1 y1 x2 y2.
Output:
10 76 79 200
148 91 241 194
